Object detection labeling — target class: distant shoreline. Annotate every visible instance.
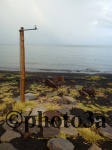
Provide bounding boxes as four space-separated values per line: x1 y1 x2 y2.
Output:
0 68 112 75
0 70 112 78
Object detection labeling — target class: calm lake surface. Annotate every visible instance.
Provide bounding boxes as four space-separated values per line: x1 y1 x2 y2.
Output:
0 45 112 73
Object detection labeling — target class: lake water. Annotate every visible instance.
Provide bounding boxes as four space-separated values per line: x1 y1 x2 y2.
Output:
0 45 112 73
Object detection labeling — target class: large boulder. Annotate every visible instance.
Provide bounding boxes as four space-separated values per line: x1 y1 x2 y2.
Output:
43 127 60 138
1 130 21 142
0 143 17 150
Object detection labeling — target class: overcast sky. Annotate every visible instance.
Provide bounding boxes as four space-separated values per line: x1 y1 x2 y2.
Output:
0 0 112 45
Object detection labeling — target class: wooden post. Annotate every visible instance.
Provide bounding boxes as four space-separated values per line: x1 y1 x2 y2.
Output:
20 27 25 102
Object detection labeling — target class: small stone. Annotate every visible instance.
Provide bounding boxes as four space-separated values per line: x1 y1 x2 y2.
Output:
15 93 37 101
30 104 47 116
1 130 21 142
23 132 32 140
88 143 102 150
63 96 76 103
69 80 75 83
60 126 78 138
57 108 70 115
44 111 61 121
70 101 77 105
17 123 40 134
43 127 60 138
57 99 69 105
53 76 65 84
47 138 74 150
82 87 95 97
25 107 32 112
98 123 112 139
0 143 17 150
79 90 89 97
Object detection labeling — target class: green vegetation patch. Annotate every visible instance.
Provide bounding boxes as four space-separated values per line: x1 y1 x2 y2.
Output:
78 128 105 143
86 75 106 81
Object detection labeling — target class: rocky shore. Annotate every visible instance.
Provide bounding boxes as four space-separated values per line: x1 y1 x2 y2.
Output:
0 71 112 150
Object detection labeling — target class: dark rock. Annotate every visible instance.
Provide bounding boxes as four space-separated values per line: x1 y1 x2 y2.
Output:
79 90 89 97
45 78 57 88
47 138 74 150
23 132 32 140
82 87 95 97
53 76 65 84
44 111 61 121
43 127 60 138
57 81 65 86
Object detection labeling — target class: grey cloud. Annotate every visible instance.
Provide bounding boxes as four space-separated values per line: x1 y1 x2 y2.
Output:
0 0 112 45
